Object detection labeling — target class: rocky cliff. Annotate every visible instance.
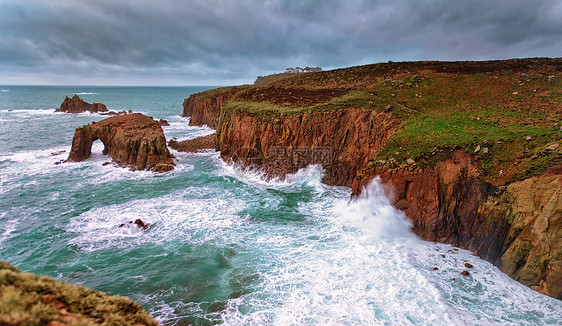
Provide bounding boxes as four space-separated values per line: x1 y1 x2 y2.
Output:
181 58 562 298
66 113 175 172
182 87 244 128
217 107 397 186
352 150 561 298
57 95 109 113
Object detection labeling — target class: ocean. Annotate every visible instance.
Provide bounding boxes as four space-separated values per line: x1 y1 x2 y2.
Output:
0 86 560 325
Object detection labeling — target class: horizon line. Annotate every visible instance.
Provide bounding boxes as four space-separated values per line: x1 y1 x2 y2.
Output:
0 84 228 87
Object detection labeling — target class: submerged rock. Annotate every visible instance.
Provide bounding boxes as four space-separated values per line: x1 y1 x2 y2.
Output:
66 113 175 172
119 219 150 231
56 95 108 113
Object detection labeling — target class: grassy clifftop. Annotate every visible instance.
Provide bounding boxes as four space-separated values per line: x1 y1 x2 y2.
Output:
192 58 562 185
0 261 158 325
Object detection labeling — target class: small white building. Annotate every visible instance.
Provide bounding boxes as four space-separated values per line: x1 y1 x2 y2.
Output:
286 67 322 74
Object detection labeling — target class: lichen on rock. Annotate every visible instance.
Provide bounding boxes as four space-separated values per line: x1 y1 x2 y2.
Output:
0 261 159 325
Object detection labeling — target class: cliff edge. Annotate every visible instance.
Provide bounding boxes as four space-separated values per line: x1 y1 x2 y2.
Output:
66 113 175 172
181 58 562 298
0 261 158 325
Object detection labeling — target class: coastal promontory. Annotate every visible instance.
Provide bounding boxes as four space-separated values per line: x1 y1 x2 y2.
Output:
66 113 175 172
181 58 562 299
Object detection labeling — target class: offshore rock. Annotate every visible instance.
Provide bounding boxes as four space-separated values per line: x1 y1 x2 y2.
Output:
66 113 174 172
56 95 108 113
168 133 217 153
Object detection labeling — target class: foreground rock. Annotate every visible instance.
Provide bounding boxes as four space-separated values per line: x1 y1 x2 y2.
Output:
168 134 217 153
56 95 109 113
0 261 158 325
66 113 175 172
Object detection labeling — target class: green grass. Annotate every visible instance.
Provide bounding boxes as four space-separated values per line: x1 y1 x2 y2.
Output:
199 59 562 184
195 85 250 100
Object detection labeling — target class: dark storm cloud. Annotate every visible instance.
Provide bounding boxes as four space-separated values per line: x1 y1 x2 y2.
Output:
1 0 560 85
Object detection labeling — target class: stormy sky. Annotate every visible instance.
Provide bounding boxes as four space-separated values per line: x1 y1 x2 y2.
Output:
1 0 561 86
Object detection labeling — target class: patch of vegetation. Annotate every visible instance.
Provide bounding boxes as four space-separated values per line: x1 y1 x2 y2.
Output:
196 85 251 100
0 261 158 325
201 58 562 185
369 70 561 184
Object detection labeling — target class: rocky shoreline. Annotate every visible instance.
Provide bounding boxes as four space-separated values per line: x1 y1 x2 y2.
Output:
180 58 562 299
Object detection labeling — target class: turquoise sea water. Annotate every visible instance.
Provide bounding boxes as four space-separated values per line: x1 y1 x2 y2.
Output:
0 86 561 325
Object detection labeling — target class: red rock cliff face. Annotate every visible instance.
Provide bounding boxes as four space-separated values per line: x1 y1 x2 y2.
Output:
216 108 398 186
67 113 174 172
352 150 562 299
184 90 561 299
182 91 238 129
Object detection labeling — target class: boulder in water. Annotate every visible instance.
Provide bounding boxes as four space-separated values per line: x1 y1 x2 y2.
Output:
118 219 150 232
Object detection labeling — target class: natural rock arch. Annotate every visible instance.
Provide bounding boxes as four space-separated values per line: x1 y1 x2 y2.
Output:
66 113 174 172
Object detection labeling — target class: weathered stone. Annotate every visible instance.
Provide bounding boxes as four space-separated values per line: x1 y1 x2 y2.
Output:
56 95 108 113
66 113 174 172
352 152 562 299
183 90 239 128
168 134 217 153
216 107 397 186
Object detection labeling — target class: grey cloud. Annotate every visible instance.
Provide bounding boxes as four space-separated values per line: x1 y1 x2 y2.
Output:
0 0 560 85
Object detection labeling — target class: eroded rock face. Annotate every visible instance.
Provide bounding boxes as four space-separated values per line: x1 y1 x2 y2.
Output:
352 151 562 299
66 113 174 172
168 133 216 153
217 108 397 186
56 95 108 113
182 90 238 128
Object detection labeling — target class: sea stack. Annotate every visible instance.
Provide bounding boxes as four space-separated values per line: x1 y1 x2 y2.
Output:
66 113 175 172
57 95 109 113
